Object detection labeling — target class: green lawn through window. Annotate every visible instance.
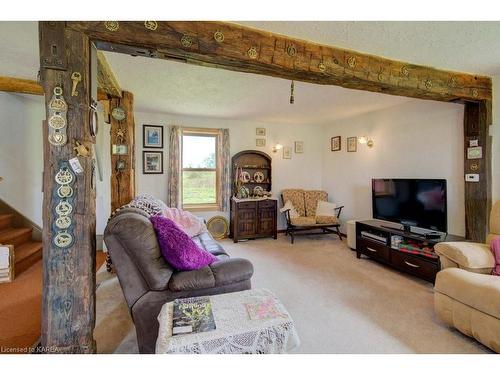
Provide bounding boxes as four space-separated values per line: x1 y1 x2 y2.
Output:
182 171 216 204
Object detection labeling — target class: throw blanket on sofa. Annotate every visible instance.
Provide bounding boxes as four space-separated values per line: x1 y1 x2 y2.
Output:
161 207 207 238
110 194 207 237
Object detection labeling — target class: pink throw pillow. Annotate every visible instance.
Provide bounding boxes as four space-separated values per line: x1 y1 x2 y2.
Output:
491 237 500 276
150 215 217 271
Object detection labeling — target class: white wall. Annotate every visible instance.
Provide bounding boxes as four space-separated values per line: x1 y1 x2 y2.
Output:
0 93 44 226
322 100 466 236
492 76 500 203
0 93 111 236
134 111 324 229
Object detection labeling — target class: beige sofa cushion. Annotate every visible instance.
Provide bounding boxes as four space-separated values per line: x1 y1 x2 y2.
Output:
435 268 500 320
290 216 316 226
282 189 306 217
434 242 494 274
316 215 339 225
304 190 328 217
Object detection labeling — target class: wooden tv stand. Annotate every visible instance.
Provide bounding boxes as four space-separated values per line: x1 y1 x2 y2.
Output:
355 220 465 283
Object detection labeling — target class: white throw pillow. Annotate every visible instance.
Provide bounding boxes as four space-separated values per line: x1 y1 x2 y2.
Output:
280 200 300 218
316 201 337 217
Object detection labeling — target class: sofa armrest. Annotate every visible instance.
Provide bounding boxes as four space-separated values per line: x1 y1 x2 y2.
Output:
168 258 253 292
434 242 494 274
210 258 254 286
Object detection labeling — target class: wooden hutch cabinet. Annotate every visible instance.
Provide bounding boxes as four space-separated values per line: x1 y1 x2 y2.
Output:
230 150 278 242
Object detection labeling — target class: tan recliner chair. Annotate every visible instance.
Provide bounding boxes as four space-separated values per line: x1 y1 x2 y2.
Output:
434 200 500 353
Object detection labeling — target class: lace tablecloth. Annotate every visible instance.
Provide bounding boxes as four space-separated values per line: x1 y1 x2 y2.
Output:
156 289 300 354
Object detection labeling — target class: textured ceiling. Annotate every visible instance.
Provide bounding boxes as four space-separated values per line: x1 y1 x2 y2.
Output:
103 51 410 124
1 21 499 123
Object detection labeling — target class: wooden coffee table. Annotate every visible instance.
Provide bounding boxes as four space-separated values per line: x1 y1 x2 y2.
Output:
155 289 300 354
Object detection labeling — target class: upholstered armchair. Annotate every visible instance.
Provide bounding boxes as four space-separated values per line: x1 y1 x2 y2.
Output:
433 200 500 353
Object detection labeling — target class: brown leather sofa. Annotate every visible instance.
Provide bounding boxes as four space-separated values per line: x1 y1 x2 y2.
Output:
104 207 254 353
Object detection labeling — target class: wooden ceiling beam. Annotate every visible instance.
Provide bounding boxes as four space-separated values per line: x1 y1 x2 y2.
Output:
66 21 491 102
1 76 114 100
0 76 44 95
0 76 112 101
96 50 122 98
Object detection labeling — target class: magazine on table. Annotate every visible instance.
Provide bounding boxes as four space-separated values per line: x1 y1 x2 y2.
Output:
245 297 288 320
172 296 216 336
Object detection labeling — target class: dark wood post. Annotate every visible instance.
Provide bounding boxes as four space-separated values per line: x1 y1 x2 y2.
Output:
39 22 96 353
464 100 492 242
110 91 135 211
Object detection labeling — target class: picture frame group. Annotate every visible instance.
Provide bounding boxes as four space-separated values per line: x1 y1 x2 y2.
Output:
143 125 164 174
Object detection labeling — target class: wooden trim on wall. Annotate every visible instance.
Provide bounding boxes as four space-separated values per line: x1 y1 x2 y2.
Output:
0 76 44 95
66 21 491 103
96 51 122 98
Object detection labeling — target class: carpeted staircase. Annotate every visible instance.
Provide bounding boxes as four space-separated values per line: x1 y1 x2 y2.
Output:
0 213 42 276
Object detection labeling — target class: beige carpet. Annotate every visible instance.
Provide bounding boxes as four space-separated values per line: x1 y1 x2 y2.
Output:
95 235 492 354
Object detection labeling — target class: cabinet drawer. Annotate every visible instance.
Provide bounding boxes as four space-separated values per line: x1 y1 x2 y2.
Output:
258 200 276 209
236 201 257 209
358 239 390 261
391 250 438 282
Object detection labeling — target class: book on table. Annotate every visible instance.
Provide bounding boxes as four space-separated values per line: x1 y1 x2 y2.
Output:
172 296 216 336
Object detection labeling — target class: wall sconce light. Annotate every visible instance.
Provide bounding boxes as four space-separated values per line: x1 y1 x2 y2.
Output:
358 136 374 148
272 143 283 153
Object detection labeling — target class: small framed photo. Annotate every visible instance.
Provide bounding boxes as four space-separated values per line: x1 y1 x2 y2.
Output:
143 125 163 148
112 144 129 155
283 146 292 159
347 137 357 152
331 136 341 151
256 128 266 136
294 141 304 153
143 151 163 174
256 138 266 147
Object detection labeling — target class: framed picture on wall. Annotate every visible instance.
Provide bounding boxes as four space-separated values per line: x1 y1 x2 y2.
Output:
331 136 341 151
256 128 266 136
347 137 357 152
256 138 266 147
294 141 304 153
143 151 163 174
283 146 292 159
143 125 163 148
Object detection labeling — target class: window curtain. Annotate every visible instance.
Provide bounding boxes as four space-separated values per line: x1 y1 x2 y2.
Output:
167 125 182 208
217 128 231 212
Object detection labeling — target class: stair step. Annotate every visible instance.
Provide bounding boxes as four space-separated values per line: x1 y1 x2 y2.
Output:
0 214 14 230
0 227 32 248
14 241 43 275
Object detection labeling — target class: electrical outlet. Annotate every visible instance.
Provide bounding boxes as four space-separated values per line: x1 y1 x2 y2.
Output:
465 174 479 182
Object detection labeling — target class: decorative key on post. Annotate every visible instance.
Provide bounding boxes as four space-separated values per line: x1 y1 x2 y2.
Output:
71 72 82 97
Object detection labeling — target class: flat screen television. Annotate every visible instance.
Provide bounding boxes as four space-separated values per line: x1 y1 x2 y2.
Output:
372 178 447 233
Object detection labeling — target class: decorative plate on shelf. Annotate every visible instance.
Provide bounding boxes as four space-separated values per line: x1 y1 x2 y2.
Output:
206 216 229 240
238 186 250 199
253 171 265 183
240 171 251 183
253 186 264 196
